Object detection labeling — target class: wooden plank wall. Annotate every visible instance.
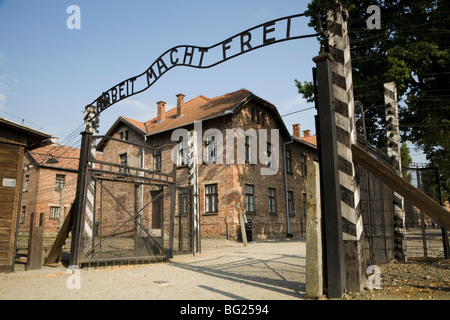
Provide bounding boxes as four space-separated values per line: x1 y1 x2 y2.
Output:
0 142 24 272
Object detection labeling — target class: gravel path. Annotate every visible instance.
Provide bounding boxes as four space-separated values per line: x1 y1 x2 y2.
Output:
0 239 306 300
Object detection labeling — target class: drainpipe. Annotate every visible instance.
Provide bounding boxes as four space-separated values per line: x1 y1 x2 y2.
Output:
139 135 147 237
283 138 294 238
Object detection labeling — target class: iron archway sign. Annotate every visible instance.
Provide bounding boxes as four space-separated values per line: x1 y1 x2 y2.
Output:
90 11 322 115
69 10 323 267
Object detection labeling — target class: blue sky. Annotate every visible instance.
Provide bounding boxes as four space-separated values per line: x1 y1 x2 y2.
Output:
0 0 427 162
0 0 318 144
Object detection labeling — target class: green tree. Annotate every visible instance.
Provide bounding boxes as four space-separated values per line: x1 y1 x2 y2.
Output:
400 142 413 183
296 0 450 200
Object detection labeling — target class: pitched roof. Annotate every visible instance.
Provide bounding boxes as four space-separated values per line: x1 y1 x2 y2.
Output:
98 89 292 150
0 117 52 150
291 135 317 149
301 135 317 146
121 116 147 134
27 144 80 171
143 89 253 136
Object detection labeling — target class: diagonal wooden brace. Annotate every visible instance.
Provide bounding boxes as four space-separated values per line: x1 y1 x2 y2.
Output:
352 144 450 230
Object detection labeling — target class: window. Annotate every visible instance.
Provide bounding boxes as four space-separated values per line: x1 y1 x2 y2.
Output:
245 135 251 163
20 206 26 224
288 191 294 216
286 150 292 173
245 184 254 213
50 206 60 220
179 148 187 166
178 137 188 167
301 154 307 177
119 153 127 174
179 188 190 215
55 174 65 191
268 188 276 214
120 130 129 141
205 184 218 213
303 193 307 216
205 135 217 163
23 175 29 192
267 142 272 168
153 149 161 171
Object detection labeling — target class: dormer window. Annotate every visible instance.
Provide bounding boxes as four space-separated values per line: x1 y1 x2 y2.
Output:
120 130 129 141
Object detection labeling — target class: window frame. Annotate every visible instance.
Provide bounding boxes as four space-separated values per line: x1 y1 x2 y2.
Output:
119 153 127 174
153 149 162 171
286 149 292 173
287 191 294 216
20 206 26 224
205 135 217 163
245 184 255 213
268 187 277 214
178 188 190 215
205 184 218 214
301 154 307 177
120 129 129 141
267 142 272 168
55 174 65 191
49 206 61 220
244 135 251 163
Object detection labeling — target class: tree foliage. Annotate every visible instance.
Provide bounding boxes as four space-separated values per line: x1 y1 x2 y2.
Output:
296 0 450 199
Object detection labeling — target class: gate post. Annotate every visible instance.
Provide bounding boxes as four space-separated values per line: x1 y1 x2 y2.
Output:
313 52 346 298
384 82 407 261
70 104 98 265
188 125 201 255
69 129 93 266
305 161 323 299
82 105 98 257
327 3 364 292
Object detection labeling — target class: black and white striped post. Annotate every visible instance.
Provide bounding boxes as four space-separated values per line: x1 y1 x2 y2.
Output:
326 3 364 292
82 105 98 256
69 105 98 265
384 82 407 261
188 125 201 254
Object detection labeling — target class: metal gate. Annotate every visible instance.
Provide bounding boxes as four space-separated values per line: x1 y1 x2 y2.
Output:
71 133 185 266
176 186 193 253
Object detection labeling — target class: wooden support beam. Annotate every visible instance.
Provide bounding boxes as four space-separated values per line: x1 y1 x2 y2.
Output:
44 203 74 265
352 144 450 230
27 212 45 270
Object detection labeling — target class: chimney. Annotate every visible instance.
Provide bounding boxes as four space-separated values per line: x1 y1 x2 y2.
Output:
176 93 185 118
293 124 301 138
303 130 311 137
157 101 166 123
51 137 59 145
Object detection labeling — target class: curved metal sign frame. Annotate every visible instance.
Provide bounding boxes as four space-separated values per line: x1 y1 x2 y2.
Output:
90 11 322 117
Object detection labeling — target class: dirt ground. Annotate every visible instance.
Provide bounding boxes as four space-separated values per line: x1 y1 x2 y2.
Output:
341 257 450 300
1 238 449 301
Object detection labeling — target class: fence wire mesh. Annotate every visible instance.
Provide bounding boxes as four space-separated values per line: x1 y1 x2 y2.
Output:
403 166 449 258
355 137 449 262
74 135 191 265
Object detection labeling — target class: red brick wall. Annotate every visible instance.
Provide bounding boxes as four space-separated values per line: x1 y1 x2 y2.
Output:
100 102 317 241
20 157 78 235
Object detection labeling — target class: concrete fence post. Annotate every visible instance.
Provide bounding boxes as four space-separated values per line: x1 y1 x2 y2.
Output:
305 161 323 299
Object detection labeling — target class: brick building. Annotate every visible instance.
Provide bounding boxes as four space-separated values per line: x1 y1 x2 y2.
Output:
0 118 52 272
19 141 80 235
97 89 317 240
